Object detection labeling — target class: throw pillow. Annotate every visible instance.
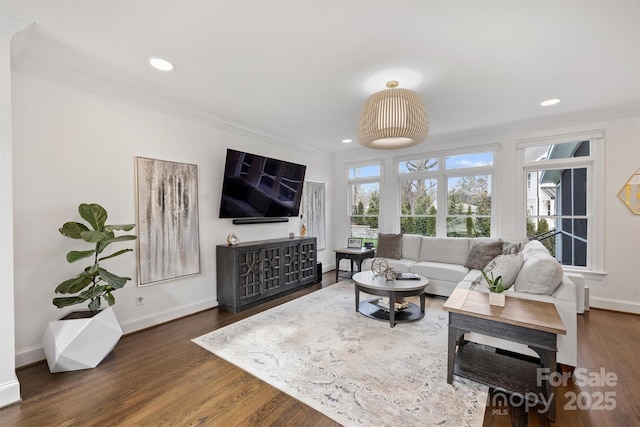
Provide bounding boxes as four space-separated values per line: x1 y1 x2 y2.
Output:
502 240 523 255
375 233 403 259
464 238 504 270
513 253 563 295
473 253 524 290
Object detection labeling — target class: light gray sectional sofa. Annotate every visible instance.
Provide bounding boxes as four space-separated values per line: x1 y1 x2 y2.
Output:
362 234 581 367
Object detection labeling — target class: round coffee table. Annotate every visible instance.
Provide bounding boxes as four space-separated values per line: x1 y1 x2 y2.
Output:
352 271 429 328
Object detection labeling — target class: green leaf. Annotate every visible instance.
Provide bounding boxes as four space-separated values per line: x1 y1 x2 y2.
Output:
99 248 133 262
79 285 107 300
53 296 87 308
105 224 136 232
55 273 94 294
104 292 115 306
87 263 99 274
59 222 90 239
80 230 110 243
79 203 107 232
88 297 101 311
105 235 137 244
98 268 131 289
66 250 96 263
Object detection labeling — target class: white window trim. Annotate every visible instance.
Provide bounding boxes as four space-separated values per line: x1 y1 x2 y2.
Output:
516 130 605 273
346 161 382 231
395 147 498 237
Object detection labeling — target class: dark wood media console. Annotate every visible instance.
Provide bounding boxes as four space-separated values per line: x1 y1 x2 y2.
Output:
216 236 318 313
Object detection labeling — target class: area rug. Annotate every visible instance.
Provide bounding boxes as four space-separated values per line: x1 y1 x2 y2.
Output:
193 281 487 426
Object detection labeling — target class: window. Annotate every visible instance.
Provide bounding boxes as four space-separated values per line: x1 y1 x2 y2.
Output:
522 140 591 267
398 150 495 237
348 163 380 247
399 158 437 236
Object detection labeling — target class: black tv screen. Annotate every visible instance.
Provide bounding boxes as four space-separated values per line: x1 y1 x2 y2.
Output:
219 149 307 218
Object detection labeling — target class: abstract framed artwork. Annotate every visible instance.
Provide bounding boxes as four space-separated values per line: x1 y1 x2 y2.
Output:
301 181 326 250
135 156 201 286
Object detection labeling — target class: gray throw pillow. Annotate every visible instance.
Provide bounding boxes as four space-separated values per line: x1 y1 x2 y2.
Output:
473 253 524 290
464 238 504 270
375 233 403 259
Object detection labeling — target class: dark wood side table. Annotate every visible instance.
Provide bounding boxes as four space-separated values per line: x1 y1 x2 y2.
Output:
333 247 375 281
443 288 566 421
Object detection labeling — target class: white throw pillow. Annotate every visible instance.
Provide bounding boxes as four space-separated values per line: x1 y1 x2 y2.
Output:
473 253 524 290
513 253 563 295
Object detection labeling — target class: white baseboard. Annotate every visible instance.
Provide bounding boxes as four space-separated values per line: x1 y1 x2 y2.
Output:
589 296 640 314
15 299 219 369
0 379 21 409
119 298 218 334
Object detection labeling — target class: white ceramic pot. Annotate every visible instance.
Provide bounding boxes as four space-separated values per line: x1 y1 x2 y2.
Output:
489 292 506 307
42 306 123 373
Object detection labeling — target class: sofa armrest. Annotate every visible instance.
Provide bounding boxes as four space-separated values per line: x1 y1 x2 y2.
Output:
565 272 586 313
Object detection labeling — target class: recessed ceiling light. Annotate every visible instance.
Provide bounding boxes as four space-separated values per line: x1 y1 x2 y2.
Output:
149 57 174 71
342 139 353 144
540 98 560 107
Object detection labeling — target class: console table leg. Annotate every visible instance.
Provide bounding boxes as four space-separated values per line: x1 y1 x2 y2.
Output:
531 345 557 422
447 326 458 384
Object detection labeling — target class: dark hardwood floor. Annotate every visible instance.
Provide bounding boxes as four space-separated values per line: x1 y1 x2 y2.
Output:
2 271 638 426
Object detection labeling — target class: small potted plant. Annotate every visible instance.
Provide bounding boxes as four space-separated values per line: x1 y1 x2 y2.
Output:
481 270 506 307
42 203 137 372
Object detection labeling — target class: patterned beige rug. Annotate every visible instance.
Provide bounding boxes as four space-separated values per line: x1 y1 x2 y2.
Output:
193 281 487 426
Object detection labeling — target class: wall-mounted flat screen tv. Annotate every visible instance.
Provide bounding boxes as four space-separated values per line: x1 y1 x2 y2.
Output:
219 149 307 218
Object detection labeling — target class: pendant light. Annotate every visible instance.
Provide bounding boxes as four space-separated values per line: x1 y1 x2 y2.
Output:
357 80 429 149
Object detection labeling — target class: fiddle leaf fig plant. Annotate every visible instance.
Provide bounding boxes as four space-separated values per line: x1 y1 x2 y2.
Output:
481 270 505 293
53 203 137 312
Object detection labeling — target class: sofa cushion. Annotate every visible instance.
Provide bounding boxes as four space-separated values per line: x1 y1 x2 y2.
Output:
521 240 550 256
383 258 417 273
514 252 563 295
401 234 422 260
410 261 470 283
473 253 524 290
375 233 402 259
419 237 471 265
464 238 504 270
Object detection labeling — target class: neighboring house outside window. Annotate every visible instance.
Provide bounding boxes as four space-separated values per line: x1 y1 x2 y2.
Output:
522 140 591 267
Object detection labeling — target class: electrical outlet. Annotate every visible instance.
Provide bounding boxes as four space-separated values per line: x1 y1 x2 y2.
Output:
136 296 144 306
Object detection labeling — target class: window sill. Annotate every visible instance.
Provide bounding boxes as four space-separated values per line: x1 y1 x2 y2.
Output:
562 268 607 281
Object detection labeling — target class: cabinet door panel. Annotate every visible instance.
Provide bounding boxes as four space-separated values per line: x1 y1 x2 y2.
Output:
283 243 301 286
261 246 282 292
237 249 263 301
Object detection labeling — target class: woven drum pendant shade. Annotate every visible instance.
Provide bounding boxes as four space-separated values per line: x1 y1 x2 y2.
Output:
357 81 429 149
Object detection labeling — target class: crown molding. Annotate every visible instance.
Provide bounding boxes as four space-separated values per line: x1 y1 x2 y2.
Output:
10 55 327 154
1 15 33 60
0 15 30 39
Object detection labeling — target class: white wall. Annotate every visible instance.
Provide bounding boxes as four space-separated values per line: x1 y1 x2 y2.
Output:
332 113 640 313
11 73 335 367
1 31 21 408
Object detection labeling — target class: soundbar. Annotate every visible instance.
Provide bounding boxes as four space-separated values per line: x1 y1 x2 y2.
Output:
232 217 290 225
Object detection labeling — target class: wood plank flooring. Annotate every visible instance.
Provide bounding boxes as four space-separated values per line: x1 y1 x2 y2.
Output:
2 272 639 426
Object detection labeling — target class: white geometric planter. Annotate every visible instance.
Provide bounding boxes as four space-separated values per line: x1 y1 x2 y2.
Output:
489 292 506 307
42 306 123 373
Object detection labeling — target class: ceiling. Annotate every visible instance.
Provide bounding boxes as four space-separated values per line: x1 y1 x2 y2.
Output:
2 1 639 152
